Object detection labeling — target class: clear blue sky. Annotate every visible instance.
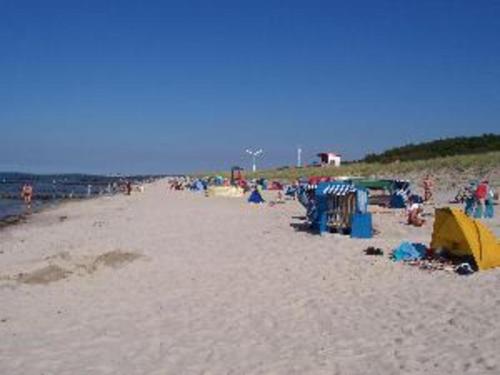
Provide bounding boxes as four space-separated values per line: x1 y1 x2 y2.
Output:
1 0 499 174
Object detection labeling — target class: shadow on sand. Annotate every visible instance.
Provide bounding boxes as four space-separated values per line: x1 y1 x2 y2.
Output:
289 222 317 234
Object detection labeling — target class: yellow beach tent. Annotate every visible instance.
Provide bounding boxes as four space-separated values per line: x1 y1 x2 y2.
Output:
206 186 244 198
431 208 500 271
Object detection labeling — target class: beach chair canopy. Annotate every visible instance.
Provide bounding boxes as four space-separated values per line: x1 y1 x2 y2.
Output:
309 182 371 236
230 166 244 183
352 179 409 192
351 179 393 191
431 208 500 271
319 183 357 196
191 180 204 191
316 182 368 214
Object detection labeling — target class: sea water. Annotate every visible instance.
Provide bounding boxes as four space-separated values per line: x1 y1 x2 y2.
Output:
0 173 159 221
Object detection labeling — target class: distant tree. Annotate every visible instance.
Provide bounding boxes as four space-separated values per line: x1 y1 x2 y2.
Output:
361 134 500 163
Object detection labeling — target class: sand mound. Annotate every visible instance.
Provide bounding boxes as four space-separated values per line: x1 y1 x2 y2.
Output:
18 265 71 285
93 250 142 269
1 250 142 286
44 251 72 262
77 250 143 274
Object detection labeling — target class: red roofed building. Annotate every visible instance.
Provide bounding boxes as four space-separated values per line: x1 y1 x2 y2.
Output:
317 152 341 167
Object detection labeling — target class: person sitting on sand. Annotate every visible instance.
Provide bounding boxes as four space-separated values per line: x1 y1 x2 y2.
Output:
21 183 33 205
407 202 426 227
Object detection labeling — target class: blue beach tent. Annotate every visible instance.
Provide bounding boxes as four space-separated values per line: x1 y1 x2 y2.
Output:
248 189 265 204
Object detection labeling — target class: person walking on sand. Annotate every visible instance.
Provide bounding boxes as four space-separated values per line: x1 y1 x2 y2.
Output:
422 174 434 202
21 183 33 205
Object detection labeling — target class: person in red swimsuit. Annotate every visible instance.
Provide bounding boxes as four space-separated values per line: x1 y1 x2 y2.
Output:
475 180 489 217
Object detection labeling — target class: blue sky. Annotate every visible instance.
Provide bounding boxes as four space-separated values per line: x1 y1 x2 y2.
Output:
1 0 499 174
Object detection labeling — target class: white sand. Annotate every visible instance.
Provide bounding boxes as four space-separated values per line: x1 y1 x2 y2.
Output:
1 181 500 374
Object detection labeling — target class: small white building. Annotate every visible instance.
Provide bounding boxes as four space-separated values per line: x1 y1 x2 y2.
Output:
317 152 341 167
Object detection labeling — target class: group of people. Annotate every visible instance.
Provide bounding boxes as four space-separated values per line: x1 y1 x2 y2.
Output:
122 180 145 195
407 175 496 227
458 180 496 218
19 180 139 204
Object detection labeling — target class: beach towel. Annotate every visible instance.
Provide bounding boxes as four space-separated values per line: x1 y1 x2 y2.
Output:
392 242 427 262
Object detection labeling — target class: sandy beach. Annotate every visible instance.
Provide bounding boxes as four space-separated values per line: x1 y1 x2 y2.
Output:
1 180 500 374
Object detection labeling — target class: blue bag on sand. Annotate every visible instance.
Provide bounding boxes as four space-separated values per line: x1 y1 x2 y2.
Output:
392 242 426 262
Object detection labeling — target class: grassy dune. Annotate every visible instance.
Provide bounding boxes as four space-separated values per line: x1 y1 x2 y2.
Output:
198 152 497 189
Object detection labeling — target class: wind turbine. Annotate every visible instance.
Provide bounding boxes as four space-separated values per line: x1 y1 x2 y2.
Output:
245 148 263 172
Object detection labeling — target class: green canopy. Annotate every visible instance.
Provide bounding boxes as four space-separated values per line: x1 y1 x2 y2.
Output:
351 179 394 191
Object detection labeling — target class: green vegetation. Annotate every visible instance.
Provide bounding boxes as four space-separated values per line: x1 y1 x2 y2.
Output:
198 135 500 184
240 152 500 181
363 134 500 163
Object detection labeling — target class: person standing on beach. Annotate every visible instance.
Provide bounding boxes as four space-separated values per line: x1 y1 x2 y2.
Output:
485 183 495 218
126 181 132 195
292 179 300 200
474 180 489 218
464 182 477 216
21 183 33 205
422 174 433 202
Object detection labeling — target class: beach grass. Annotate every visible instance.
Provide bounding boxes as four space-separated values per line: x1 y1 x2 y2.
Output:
202 152 500 183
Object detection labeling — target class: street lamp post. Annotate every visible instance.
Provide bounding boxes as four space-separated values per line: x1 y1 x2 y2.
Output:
245 148 263 172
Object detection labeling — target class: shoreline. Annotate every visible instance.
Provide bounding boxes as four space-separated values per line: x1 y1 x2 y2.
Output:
0 197 96 231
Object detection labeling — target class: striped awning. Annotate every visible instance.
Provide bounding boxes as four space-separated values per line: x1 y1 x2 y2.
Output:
395 188 410 198
322 184 357 196
395 180 410 190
